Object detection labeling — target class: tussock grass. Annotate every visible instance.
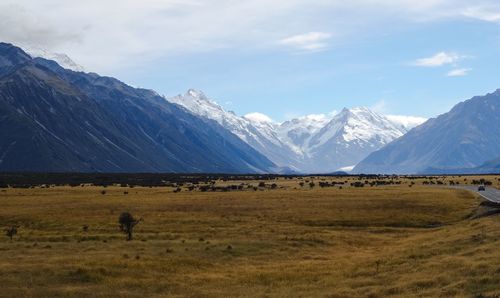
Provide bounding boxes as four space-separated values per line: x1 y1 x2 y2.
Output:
0 182 498 297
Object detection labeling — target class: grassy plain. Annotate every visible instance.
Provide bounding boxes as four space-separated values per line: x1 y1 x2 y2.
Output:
0 176 499 297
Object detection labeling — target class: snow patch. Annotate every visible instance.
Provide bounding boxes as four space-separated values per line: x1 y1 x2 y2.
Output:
337 165 355 172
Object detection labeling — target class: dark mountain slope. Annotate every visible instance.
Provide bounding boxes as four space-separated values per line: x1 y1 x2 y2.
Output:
354 90 500 174
0 42 275 173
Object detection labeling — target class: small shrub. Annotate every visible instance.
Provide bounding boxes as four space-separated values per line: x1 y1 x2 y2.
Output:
5 226 19 240
118 212 142 241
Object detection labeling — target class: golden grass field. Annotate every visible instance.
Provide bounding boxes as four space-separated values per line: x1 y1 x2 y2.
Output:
0 176 499 297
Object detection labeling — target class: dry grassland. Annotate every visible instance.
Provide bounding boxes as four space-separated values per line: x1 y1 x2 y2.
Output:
0 178 499 297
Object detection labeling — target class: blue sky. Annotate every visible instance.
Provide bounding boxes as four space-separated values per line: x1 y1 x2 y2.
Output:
2 0 500 122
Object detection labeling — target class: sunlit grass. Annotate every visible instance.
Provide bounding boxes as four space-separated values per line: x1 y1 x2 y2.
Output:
0 181 498 297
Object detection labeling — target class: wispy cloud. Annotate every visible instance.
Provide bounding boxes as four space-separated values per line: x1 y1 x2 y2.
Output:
413 52 465 67
370 100 388 113
281 111 337 123
446 68 471 77
244 112 275 123
462 6 500 22
279 32 332 52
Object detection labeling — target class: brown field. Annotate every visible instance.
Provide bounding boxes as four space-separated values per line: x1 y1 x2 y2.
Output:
0 176 499 297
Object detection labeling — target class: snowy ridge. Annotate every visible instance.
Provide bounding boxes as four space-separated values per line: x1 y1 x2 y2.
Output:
167 89 426 173
24 47 84 72
310 107 406 150
168 90 302 170
169 90 276 146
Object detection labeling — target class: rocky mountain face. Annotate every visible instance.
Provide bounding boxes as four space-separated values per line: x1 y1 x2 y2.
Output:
0 42 275 173
354 90 500 174
169 91 422 173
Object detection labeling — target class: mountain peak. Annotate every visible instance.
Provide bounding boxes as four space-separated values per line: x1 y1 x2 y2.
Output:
173 89 223 110
23 46 84 72
310 105 405 149
338 106 374 116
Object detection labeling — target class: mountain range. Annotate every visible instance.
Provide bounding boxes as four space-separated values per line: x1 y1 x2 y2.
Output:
168 90 425 173
1 41 498 174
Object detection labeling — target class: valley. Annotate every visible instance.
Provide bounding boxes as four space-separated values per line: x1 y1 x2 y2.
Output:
1 175 499 297
3 2 500 297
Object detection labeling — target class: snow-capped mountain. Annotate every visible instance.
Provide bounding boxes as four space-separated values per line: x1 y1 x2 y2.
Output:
278 114 331 153
304 107 411 172
167 90 426 173
168 90 303 171
24 47 84 72
310 107 407 150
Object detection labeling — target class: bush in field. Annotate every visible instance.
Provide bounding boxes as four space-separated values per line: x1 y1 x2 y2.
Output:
119 212 142 241
350 182 364 188
5 226 19 240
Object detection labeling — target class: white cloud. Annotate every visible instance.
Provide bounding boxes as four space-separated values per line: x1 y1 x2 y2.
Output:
386 115 427 129
0 0 499 73
299 111 338 121
446 68 471 77
413 52 464 67
462 6 500 22
244 112 275 123
279 32 332 52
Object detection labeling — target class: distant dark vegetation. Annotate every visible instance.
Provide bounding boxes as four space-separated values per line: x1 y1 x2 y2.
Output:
0 173 398 188
0 172 323 188
0 173 497 188
0 173 287 188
